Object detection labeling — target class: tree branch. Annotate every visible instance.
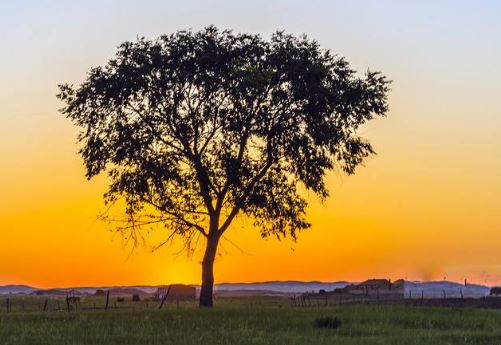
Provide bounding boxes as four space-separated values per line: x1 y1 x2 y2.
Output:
219 133 275 233
140 196 208 237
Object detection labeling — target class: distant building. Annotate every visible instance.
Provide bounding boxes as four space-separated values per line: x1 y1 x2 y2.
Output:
155 284 196 301
335 279 405 296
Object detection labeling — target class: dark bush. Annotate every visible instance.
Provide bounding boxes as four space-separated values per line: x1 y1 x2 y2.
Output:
490 287 501 296
314 317 341 329
94 289 106 296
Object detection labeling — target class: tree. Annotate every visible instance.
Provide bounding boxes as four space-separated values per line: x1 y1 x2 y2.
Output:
58 26 390 307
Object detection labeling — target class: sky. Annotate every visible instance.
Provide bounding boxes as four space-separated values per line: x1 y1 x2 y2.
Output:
1 0 501 288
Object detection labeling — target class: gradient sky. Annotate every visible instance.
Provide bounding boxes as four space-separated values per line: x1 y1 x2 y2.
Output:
1 0 501 288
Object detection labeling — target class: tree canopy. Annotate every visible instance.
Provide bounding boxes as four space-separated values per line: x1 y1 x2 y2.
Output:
58 26 390 306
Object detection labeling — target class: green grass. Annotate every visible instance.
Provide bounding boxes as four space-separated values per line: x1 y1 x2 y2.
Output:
1 297 501 344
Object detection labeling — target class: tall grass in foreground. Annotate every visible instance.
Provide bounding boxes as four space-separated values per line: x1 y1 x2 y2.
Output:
1 298 501 345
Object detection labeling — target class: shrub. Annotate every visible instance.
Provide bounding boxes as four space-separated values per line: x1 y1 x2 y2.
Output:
314 317 341 329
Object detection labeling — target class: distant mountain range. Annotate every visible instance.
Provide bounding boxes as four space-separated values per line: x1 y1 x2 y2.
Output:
0 285 37 295
0 280 493 298
404 281 490 298
0 281 350 296
215 281 351 294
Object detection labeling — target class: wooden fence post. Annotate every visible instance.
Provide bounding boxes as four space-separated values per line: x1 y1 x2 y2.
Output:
43 299 48 312
105 290 110 310
158 285 171 310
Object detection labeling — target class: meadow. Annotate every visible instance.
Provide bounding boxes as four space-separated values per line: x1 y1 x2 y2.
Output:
1 296 501 344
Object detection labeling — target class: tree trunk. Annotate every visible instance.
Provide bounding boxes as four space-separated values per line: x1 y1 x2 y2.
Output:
199 234 219 307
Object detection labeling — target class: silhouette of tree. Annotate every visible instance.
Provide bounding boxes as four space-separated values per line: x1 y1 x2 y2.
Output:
58 26 390 307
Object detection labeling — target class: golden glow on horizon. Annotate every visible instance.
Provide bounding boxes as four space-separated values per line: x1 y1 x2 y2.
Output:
2 101 501 288
1 1 501 288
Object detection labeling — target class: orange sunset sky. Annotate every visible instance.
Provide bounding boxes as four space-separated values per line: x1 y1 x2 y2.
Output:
1 1 501 288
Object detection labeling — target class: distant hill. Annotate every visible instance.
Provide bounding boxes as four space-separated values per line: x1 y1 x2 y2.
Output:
31 286 159 296
31 288 84 296
404 281 490 298
0 285 36 295
215 289 288 297
215 281 351 294
0 280 492 298
214 280 492 298
0 281 350 296
106 287 149 296
70 286 173 295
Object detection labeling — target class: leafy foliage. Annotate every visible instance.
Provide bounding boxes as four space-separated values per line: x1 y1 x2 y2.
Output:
58 26 390 248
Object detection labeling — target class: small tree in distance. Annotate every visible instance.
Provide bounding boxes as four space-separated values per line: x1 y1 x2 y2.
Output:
58 26 390 307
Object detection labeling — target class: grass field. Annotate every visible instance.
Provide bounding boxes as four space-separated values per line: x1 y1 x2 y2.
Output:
1 297 501 345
